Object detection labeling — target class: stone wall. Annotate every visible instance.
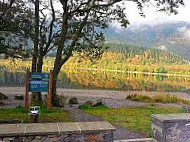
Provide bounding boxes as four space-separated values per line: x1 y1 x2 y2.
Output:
0 121 115 142
152 113 190 142
3 113 190 142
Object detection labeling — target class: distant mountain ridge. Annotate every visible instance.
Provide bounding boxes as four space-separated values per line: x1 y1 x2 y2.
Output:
104 20 190 59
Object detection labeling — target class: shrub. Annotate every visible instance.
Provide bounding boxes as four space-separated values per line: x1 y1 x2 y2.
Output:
156 66 167 73
54 95 66 107
0 92 8 100
126 94 152 103
126 93 190 105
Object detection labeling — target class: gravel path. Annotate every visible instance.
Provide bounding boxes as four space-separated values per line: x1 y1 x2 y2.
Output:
0 87 189 108
1 87 190 99
64 104 146 140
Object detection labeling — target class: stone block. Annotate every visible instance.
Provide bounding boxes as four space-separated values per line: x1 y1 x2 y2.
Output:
152 113 190 142
77 121 115 133
57 122 80 134
0 124 25 137
24 123 59 136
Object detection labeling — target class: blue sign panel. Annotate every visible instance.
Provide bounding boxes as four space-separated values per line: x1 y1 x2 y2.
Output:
29 73 50 92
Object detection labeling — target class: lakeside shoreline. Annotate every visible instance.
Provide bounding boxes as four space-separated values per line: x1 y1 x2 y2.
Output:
63 67 190 78
0 87 189 100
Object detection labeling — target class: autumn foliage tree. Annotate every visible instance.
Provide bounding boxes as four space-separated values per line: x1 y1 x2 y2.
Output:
50 0 130 105
50 0 184 105
1 0 184 105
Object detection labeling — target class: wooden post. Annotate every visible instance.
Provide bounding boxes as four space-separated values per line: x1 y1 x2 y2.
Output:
25 69 29 112
47 71 53 110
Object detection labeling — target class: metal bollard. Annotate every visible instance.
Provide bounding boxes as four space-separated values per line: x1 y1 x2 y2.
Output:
30 113 39 123
29 106 40 123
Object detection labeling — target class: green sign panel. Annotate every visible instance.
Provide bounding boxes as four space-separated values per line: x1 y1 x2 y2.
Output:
29 73 50 92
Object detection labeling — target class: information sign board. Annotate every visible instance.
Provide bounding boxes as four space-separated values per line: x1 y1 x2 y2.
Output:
29 73 50 92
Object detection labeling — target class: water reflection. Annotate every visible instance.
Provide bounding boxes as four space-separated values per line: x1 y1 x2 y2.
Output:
60 69 190 92
0 66 190 92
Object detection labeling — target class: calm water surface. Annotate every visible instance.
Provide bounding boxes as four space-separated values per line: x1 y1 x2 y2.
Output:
1 66 190 92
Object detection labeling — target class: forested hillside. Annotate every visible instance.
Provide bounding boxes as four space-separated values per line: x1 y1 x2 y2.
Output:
62 43 190 75
1 43 189 75
105 43 185 64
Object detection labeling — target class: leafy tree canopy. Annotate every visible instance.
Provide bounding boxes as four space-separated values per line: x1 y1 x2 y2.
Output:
0 0 33 58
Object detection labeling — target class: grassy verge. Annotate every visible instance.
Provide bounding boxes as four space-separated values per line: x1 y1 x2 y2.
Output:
126 93 190 105
0 107 73 123
81 104 186 137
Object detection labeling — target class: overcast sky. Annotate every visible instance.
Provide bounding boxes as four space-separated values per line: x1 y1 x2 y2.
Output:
53 0 190 26
124 0 190 25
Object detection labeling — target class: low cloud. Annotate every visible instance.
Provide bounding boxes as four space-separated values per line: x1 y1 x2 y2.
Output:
178 25 190 39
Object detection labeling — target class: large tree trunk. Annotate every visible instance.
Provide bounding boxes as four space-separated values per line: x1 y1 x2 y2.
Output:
32 0 39 72
37 56 43 73
52 75 58 106
31 55 37 72
31 0 40 104
52 58 63 106
31 56 43 104
34 56 43 103
51 1 70 106
51 53 72 106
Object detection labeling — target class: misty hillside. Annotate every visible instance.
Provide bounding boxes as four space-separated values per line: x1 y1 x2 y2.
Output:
104 21 190 59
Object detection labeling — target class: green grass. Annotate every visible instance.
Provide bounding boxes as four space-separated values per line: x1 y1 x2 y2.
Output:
126 93 190 105
0 106 73 123
78 104 109 110
81 104 186 137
